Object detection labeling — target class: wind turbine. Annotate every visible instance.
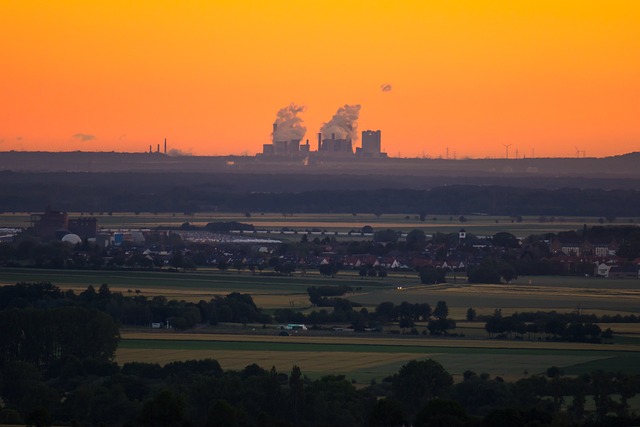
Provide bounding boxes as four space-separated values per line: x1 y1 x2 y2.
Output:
503 144 512 159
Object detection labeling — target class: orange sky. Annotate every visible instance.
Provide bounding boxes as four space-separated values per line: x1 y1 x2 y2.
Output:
1 1 639 158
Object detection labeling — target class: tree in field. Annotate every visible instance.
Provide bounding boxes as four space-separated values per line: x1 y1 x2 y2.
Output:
466 308 477 321
433 301 449 319
375 301 395 323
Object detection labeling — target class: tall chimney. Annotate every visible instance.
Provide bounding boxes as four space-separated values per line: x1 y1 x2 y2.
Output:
149 145 152 153
317 133 322 151
331 133 335 140
164 138 167 154
157 144 160 153
273 123 277 134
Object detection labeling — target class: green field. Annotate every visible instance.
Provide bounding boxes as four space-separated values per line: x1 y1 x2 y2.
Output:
117 335 640 383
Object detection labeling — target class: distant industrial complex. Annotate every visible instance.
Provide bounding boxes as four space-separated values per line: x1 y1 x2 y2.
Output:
261 128 387 158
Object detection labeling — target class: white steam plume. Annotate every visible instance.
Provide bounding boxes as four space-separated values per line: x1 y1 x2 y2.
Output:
272 104 306 142
320 104 361 140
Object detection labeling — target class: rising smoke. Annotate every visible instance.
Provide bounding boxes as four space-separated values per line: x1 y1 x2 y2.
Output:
320 104 361 140
272 104 307 142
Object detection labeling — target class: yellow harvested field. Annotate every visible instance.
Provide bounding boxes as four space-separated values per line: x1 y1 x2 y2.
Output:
116 348 419 373
60 285 309 307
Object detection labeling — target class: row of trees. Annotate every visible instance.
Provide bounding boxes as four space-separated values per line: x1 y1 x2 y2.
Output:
484 310 611 343
0 282 268 330
3 283 636 342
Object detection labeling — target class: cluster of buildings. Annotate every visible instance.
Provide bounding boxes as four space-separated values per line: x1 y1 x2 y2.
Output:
550 236 640 278
261 130 387 158
29 206 144 248
30 206 98 242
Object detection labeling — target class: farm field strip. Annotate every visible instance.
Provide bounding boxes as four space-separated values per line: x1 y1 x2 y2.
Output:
120 332 640 353
434 284 640 298
0 268 391 292
115 344 621 383
116 348 422 374
350 287 640 315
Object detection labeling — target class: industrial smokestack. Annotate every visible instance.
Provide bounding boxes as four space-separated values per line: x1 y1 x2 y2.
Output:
157 144 160 153
272 104 306 143
164 138 167 154
149 145 152 153
321 104 362 141
317 133 322 151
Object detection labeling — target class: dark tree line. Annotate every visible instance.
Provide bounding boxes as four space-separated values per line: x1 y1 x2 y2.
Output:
0 282 267 331
276 297 457 335
0 306 119 368
2 174 640 216
2 353 640 426
307 285 353 306
483 310 610 343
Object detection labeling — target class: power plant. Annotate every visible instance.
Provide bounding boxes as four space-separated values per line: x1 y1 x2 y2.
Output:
262 129 386 158
261 104 387 158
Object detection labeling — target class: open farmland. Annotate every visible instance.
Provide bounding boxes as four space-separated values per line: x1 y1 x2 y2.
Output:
349 280 640 317
2 267 639 316
117 332 640 383
4 265 640 384
0 267 388 307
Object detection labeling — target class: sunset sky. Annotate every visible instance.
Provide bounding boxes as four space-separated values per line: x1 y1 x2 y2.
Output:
1 1 639 158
